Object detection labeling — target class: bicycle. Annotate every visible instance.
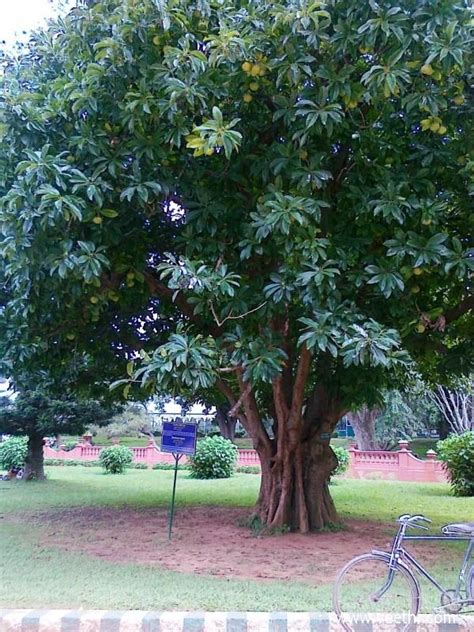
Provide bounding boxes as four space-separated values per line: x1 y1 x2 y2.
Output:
333 514 474 631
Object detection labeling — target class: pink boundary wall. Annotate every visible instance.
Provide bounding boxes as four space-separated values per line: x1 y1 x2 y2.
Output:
44 438 448 482
44 437 261 469
347 440 448 483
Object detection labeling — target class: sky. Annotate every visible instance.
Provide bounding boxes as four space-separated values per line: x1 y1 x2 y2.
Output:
0 0 65 45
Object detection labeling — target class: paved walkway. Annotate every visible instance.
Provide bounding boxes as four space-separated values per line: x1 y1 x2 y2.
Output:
0 610 472 631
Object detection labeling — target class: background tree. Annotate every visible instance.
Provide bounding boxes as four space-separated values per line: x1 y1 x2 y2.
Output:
0 389 114 479
428 379 473 434
348 389 434 450
89 402 153 440
0 0 472 530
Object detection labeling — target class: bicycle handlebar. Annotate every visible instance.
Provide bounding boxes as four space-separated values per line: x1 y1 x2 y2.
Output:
397 514 432 530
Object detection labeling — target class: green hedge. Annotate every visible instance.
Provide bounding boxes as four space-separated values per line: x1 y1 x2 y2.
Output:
437 432 474 497
0 436 28 470
332 446 349 477
99 445 134 474
188 436 238 479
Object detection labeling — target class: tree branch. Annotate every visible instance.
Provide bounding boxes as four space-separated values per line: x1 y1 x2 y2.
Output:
442 295 474 327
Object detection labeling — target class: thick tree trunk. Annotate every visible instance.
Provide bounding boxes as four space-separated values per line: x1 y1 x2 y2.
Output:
217 350 346 533
347 406 380 450
23 433 46 481
255 439 339 532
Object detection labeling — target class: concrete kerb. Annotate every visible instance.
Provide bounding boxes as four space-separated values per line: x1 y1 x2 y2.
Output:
0 611 473 632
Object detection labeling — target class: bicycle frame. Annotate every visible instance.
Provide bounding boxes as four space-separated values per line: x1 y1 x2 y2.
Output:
372 529 474 607
402 535 474 604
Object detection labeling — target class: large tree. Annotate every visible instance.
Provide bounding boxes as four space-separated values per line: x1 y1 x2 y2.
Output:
0 389 114 480
0 0 472 530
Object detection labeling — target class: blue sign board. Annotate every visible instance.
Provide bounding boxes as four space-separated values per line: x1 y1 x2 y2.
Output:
161 420 197 456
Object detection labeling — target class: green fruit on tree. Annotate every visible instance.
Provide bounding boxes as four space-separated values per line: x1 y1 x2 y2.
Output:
421 64 433 75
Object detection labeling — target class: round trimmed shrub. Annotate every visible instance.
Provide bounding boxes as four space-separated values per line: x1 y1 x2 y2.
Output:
331 446 349 477
0 436 28 471
189 436 238 479
437 432 474 497
99 444 133 474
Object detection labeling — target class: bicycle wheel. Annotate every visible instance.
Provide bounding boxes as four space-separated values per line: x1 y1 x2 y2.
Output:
333 553 420 631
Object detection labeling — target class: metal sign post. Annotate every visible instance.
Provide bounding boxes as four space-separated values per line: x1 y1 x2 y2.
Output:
168 452 183 540
160 419 197 540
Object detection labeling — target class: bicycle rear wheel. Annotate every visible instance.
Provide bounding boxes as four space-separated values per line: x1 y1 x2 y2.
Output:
333 553 420 631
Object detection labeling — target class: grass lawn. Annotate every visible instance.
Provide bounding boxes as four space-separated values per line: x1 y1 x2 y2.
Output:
0 467 471 611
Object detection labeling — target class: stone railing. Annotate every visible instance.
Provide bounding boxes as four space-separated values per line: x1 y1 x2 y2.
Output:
44 438 448 482
347 440 448 483
44 437 262 469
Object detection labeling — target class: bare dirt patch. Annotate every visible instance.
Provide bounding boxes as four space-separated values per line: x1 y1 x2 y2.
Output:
8 506 444 584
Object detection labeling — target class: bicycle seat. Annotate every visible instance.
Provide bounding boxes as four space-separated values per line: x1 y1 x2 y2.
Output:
442 523 474 536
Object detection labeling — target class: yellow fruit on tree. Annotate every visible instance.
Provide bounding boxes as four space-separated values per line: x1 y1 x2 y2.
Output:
420 118 432 131
421 218 432 225
250 64 261 76
416 323 426 333
241 61 252 73
90 296 99 304
249 82 259 91
243 93 253 103
453 95 465 105
430 121 440 132
421 64 433 76
437 126 447 135
413 267 423 276
411 285 420 294
92 215 103 224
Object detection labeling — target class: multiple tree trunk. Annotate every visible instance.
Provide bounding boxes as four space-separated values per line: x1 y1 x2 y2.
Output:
218 348 346 533
428 384 473 435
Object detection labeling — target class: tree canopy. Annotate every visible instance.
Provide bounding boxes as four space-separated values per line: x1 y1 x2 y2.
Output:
0 0 472 529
